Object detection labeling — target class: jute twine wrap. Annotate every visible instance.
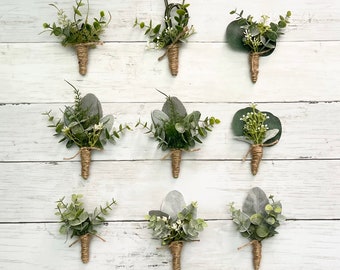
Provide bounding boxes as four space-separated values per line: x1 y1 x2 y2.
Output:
169 241 183 270
80 233 91 264
80 147 92 180
249 52 260 83
171 149 182 178
167 43 180 76
252 240 262 270
75 44 89 75
250 144 263 176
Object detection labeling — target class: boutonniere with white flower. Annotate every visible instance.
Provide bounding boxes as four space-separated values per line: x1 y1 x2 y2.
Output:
43 81 131 179
231 104 282 175
146 190 206 270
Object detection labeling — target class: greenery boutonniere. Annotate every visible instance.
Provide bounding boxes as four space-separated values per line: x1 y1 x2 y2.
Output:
55 194 116 263
134 0 195 76
42 0 111 75
229 187 285 270
43 81 131 179
231 104 282 175
136 91 219 178
227 9 291 82
146 190 206 270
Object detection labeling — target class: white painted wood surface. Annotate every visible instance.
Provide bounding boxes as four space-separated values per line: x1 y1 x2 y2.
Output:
0 0 339 269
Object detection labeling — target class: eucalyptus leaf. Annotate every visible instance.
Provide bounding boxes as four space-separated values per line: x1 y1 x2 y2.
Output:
175 123 185 133
80 93 103 119
231 107 257 136
160 190 186 220
162 96 187 119
101 115 114 132
226 20 250 52
151 110 169 126
242 187 269 216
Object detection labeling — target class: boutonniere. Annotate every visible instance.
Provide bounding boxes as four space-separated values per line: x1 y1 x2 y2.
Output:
229 187 285 270
231 104 282 175
134 0 195 76
43 81 131 179
146 190 206 270
55 194 116 263
42 0 111 75
136 90 219 178
227 9 291 82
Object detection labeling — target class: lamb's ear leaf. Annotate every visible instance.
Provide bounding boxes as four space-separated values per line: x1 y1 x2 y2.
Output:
231 107 258 136
80 93 103 119
242 187 269 216
160 190 186 220
263 129 279 143
263 111 282 144
151 110 169 126
162 96 187 119
234 136 253 144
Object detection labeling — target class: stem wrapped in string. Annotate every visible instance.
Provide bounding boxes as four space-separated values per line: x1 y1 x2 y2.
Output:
169 241 183 270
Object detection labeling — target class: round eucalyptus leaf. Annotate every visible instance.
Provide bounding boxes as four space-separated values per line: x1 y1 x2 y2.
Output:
256 225 269 238
151 110 169 126
175 123 185 133
80 93 103 119
162 96 187 119
263 111 282 144
242 187 269 216
226 20 249 52
258 41 276 57
231 107 258 136
160 190 186 220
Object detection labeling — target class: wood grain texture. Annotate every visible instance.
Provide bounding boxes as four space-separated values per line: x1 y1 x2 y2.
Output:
1 0 340 269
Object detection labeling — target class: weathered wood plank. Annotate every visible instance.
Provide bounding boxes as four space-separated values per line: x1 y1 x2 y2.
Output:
0 221 339 269
1 42 339 103
0 0 339 43
0 159 339 222
0 102 339 161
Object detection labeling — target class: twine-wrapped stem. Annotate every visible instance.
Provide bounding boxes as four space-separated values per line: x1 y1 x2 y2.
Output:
252 240 262 270
80 147 92 180
80 233 91 264
171 149 182 178
169 241 183 270
74 42 103 75
167 43 180 76
250 144 263 176
249 52 260 83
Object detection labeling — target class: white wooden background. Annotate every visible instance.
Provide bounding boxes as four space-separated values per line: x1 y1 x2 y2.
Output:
0 0 340 269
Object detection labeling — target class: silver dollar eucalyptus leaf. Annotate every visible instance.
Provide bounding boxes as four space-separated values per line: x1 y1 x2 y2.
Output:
263 129 279 143
151 109 169 126
80 93 103 119
242 187 269 216
160 190 186 220
162 96 187 119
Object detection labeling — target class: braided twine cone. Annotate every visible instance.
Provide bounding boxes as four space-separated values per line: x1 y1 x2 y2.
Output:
74 44 90 75
80 233 91 264
251 240 262 270
80 147 92 180
250 144 263 176
169 241 183 270
171 149 182 178
167 43 180 76
249 52 260 83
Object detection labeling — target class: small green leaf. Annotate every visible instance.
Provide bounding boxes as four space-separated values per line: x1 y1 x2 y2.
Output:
73 7 82 16
140 22 145 28
100 11 105 17
278 20 287 28
176 9 186 16
256 225 269 238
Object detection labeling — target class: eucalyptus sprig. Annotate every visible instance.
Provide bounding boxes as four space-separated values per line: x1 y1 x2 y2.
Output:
231 104 281 175
42 0 111 46
134 0 195 75
43 81 131 179
55 194 116 263
229 187 285 270
136 90 219 178
147 191 206 270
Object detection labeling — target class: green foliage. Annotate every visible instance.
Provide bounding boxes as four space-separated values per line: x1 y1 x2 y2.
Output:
229 188 285 242
43 81 131 149
146 202 207 246
55 194 116 238
231 104 282 145
134 0 195 49
229 9 291 53
42 0 111 46
136 91 220 151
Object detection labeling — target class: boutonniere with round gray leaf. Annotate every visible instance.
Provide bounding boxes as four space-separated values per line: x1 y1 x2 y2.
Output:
229 187 285 270
231 104 282 175
226 9 291 82
136 90 219 178
146 190 206 270
43 81 131 179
